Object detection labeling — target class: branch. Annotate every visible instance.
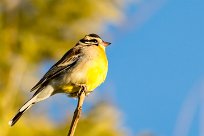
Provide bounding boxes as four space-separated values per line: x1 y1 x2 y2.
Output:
68 89 86 136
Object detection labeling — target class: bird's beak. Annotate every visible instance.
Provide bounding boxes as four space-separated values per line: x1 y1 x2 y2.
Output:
102 41 111 47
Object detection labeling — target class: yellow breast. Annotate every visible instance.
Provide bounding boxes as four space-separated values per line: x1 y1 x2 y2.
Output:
61 44 108 94
86 45 108 91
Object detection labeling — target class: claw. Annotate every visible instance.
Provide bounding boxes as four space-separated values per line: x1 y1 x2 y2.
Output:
76 84 87 97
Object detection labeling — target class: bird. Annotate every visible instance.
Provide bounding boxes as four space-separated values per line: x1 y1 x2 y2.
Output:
9 33 110 126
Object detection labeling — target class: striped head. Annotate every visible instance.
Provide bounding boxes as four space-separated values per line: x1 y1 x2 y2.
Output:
78 34 111 49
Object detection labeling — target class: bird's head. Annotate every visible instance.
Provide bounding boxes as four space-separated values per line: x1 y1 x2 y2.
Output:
78 34 111 50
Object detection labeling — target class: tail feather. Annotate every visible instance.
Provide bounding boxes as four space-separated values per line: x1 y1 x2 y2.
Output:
9 104 33 126
9 96 37 126
9 85 54 126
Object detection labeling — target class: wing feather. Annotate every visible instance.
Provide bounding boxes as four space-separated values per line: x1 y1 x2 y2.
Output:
30 47 81 92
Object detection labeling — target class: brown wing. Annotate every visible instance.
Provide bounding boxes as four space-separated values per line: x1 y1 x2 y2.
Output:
30 47 81 92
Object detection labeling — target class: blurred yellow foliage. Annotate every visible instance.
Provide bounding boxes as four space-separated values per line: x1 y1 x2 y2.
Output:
0 0 128 135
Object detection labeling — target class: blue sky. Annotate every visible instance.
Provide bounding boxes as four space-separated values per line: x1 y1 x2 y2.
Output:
106 0 204 135
38 0 204 135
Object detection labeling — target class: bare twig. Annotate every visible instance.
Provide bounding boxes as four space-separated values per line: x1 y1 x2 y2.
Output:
68 89 86 136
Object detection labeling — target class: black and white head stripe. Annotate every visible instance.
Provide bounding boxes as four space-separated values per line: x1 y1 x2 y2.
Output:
88 33 101 38
79 33 102 45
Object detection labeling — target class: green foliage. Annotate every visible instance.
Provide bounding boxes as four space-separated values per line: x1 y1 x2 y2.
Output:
0 0 123 62
0 0 128 135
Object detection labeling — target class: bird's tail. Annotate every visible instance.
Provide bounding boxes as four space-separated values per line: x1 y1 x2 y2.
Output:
9 85 54 126
8 97 36 126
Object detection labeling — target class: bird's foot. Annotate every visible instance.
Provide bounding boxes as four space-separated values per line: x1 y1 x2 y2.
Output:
77 84 89 97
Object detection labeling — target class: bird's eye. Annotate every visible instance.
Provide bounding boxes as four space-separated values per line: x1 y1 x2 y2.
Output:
91 39 98 43
80 39 98 45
